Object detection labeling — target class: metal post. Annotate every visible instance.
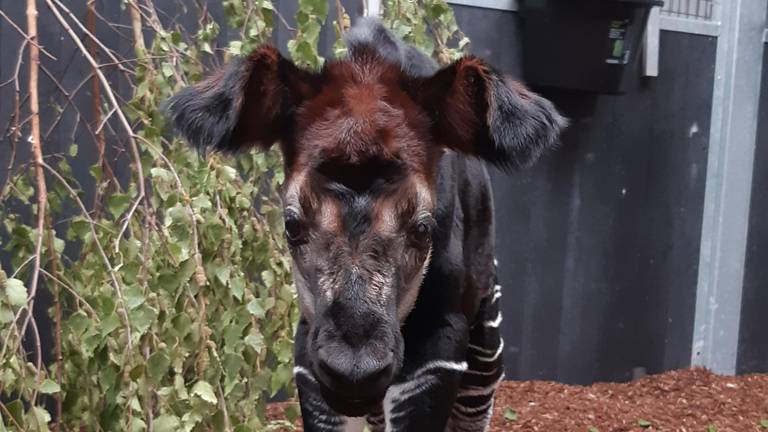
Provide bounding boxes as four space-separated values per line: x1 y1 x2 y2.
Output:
692 0 766 374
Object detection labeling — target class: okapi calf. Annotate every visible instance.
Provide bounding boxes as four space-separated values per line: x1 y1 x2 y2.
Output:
166 18 565 432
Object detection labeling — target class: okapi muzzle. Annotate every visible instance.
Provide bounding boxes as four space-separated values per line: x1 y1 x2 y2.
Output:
165 16 566 429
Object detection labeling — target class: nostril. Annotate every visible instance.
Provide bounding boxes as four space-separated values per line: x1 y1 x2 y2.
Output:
361 361 393 391
316 351 394 396
317 355 347 383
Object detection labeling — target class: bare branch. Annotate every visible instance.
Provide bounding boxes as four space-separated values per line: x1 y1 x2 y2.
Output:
44 0 148 258
0 8 57 60
42 160 134 360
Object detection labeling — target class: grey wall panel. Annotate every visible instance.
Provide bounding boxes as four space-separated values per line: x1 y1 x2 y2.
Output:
454 5 716 383
738 47 768 375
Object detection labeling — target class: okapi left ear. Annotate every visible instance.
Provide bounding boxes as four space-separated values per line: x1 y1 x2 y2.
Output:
164 46 321 154
415 57 567 170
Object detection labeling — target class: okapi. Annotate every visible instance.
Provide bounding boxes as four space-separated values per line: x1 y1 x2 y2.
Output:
165 17 565 432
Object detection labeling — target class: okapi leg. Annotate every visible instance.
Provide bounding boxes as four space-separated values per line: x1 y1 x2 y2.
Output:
365 408 385 432
447 279 504 432
294 319 363 432
383 313 469 432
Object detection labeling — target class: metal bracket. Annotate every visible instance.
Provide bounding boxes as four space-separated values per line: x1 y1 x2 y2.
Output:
447 0 518 11
643 6 662 77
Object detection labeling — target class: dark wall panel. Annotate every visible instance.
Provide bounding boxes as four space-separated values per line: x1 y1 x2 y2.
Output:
454 5 716 384
739 46 768 375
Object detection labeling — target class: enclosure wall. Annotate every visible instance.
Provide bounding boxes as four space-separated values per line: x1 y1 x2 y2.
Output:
450 5 717 384
739 41 768 375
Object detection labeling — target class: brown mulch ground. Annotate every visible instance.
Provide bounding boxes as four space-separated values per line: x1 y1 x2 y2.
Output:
268 368 768 431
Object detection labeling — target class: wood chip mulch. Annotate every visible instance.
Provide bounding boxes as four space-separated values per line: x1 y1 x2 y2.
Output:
268 368 768 431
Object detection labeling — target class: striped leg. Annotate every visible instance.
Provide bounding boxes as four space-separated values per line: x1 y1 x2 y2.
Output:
365 408 385 432
448 281 504 432
384 313 469 432
294 366 365 432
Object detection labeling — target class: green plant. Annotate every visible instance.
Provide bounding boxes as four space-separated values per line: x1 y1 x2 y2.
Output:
0 0 467 430
503 407 518 422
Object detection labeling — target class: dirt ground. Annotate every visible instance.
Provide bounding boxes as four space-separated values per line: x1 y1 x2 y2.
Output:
268 368 768 431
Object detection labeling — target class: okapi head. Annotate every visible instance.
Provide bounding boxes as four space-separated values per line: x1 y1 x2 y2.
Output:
165 20 565 416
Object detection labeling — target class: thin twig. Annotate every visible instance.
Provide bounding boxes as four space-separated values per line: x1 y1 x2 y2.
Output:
45 212 64 425
39 268 99 319
41 160 134 361
50 0 132 77
0 8 57 60
44 0 148 267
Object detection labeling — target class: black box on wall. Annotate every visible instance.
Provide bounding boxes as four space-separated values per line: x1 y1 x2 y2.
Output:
520 0 663 94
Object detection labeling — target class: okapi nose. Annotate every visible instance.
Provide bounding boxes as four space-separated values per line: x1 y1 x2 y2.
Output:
316 349 393 397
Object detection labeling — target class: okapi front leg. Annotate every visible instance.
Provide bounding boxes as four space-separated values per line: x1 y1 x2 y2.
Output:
383 313 469 432
448 281 504 432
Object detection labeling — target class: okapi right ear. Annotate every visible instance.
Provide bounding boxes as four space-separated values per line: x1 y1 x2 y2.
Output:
164 46 320 154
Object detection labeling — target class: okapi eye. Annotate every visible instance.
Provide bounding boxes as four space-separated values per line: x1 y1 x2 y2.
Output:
410 221 433 247
284 211 306 246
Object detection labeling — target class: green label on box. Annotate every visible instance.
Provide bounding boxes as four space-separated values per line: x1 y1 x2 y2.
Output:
606 20 631 65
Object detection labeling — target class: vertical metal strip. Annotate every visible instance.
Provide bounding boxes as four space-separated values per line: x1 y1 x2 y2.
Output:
643 6 661 77
692 0 766 374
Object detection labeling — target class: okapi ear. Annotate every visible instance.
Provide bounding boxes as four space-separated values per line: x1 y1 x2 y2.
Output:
416 57 567 170
164 46 320 154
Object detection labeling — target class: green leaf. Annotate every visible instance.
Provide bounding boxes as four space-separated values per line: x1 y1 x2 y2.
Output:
5 278 27 307
503 407 517 422
245 331 264 353
154 415 181 432
760 419 768 429
588 428 600 432
106 193 132 218
161 63 174 78
261 269 275 287
191 380 218 405
129 364 145 381
638 419 652 428
246 299 265 318
230 275 245 301
28 407 51 432
39 379 61 394
129 304 158 334
0 306 13 324
5 400 24 428
68 143 78 157
67 311 90 335
147 350 170 384
191 194 212 211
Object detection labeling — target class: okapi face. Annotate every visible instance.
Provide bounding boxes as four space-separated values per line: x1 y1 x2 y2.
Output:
166 43 564 415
